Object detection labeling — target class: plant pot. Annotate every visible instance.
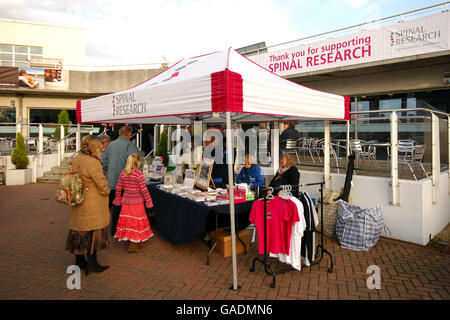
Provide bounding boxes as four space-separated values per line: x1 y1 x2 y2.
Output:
6 168 32 185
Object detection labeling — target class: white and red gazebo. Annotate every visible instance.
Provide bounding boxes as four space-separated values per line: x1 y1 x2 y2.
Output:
76 48 350 290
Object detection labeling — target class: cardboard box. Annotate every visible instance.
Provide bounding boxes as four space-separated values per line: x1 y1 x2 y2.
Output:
210 229 251 258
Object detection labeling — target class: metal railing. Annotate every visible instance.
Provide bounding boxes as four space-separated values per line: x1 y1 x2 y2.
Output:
314 107 449 206
30 124 87 182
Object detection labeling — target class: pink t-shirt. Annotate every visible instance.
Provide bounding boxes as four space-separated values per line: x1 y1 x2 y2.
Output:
276 197 300 255
249 197 293 255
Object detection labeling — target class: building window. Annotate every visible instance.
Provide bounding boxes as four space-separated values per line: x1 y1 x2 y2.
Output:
0 107 16 123
0 44 43 67
379 98 402 118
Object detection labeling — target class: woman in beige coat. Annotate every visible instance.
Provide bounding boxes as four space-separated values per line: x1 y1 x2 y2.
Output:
65 135 111 275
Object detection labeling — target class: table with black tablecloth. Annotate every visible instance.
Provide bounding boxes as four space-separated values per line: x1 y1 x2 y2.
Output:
147 185 254 247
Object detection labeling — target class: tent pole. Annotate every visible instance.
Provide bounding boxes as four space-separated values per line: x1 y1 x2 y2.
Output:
226 111 239 291
273 122 280 175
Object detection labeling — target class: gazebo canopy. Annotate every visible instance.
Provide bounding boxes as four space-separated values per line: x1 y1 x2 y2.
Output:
76 48 350 124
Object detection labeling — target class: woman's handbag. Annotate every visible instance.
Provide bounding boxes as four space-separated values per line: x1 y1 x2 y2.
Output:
55 172 86 206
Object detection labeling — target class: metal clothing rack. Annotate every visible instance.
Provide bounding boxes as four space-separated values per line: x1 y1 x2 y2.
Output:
249 181 333 288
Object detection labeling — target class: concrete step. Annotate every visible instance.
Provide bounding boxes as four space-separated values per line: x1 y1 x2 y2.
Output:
50 167 70 174
37 175 63 183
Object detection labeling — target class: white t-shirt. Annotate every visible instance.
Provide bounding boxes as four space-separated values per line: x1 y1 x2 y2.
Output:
270 197 306 271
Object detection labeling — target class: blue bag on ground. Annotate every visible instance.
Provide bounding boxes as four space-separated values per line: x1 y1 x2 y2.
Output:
335 201 384 251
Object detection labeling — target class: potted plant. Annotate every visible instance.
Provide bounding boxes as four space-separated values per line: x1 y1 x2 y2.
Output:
54 109 70 140
6 132 32 185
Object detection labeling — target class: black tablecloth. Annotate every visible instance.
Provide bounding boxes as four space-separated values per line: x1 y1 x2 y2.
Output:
148 185 254 245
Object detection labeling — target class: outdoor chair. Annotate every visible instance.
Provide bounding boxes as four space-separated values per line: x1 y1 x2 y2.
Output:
398 139 415 162
298 137 315 162
399 144 428 181
349 139 365 166
65 137 77 152
0 139 12 153
310 138 324 163
282 139 300 164
363 140 379 167
320 142 346 174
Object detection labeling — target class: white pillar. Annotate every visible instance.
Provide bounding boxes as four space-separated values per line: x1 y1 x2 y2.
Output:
76 124 81 152
346 120 350 158
32 157 37 183
324 120 331 189
272 125 279 175
153 125 158 155
136 130 140 149
226 112 238 291
167 125 172 153
431 113 440 204
60 125 65 161
16 123 21 135
38 124 43 167
57 142 61 167
176 125 181 160
390 112 400 206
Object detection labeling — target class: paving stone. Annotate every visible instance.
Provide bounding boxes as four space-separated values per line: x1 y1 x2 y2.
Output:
0 183 449 300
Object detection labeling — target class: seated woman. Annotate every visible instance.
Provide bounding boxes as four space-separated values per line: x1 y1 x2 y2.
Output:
236 154 265 191
269 154 300 195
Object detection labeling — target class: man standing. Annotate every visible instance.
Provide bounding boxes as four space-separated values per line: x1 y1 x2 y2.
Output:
102 125 140 236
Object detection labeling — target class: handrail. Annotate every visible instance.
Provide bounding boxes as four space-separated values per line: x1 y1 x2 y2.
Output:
144 149 154 160
350 107 450 117
0 122 94 128
243 2 449 56
32 131 77 159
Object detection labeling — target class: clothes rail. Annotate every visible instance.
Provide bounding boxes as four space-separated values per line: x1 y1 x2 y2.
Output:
249 181 333 288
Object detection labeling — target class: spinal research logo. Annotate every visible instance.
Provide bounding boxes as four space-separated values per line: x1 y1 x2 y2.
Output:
390 25 441 47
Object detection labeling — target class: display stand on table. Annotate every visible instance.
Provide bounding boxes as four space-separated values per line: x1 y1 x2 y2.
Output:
250 181 334 288
195 158 214 190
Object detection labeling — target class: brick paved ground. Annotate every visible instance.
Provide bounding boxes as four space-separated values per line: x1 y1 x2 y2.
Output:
0 183 449 300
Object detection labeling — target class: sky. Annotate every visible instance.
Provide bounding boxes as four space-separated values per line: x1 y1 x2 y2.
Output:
0 0 446 67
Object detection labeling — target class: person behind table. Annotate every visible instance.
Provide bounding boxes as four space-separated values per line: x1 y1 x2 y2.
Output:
65 135 110 275
113 153 154 253
236 154 265 191
269 154 300 196
102 125 140 236
280 121 300 150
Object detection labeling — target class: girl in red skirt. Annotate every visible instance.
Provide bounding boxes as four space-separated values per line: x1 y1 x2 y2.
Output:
113 153 153 252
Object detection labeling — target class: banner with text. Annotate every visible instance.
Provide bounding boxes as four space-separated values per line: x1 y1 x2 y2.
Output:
251 11 450 77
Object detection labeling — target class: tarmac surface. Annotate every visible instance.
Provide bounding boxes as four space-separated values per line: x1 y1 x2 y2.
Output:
0 183 449 300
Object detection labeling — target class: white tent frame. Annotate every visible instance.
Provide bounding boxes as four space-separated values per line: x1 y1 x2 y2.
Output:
77 49 347 291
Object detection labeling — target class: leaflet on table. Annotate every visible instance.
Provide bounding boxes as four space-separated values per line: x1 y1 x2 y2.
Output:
183 169 196 190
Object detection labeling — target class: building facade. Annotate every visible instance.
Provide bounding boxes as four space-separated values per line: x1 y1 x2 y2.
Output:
0 18 165 138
